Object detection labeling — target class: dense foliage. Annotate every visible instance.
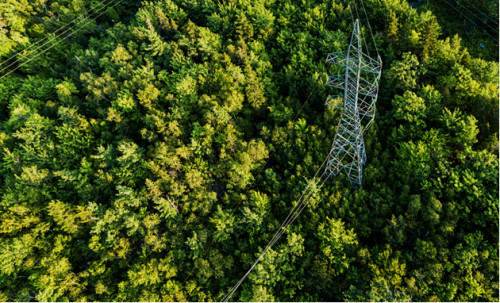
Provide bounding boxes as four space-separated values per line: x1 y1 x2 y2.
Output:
0 0 498 301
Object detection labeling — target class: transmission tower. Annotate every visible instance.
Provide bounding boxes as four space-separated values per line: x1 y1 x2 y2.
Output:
324 19 382 187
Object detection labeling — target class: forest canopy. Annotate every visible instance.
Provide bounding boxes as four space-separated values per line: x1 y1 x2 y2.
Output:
0 0 498 301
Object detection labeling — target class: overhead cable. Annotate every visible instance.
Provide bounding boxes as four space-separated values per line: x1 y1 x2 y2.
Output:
0 0 124 80
221 157 329 302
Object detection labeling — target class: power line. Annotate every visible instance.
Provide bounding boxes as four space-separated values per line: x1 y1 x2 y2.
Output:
222 174 328 302
222 8 383 300
0 0 118 76
350 0 371 57
463 0 499 27
0 0 124 81
0 0 115 68
181 76 323 286
358 0 380 57
347 0 356 25
455 0 499 34
439 0 498 41
221 157 329 302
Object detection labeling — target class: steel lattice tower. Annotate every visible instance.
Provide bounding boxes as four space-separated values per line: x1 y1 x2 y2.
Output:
325 19 382 187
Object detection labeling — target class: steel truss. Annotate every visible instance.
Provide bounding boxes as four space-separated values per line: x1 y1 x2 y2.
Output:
325 19 382 187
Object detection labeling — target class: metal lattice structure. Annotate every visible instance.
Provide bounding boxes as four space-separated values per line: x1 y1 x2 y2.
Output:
325 19 382 187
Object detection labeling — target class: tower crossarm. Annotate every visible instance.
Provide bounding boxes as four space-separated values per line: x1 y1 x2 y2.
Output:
327 52 380 74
